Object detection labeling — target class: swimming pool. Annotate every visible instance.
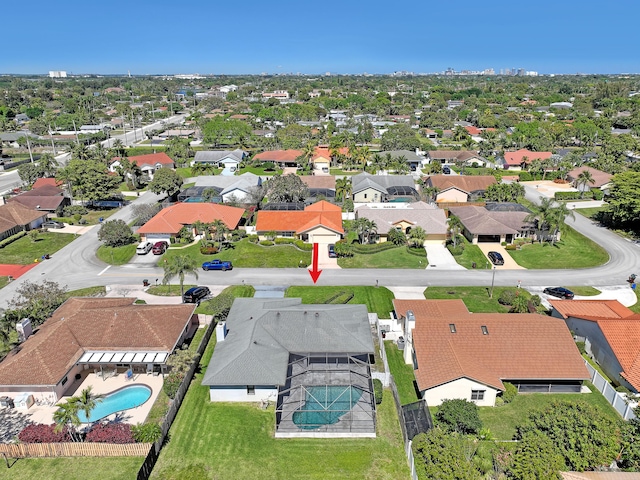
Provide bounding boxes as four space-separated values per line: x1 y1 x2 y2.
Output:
77 385 152 423
292 386 363 430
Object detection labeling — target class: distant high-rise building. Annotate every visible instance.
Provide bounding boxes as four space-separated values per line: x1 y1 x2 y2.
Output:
49 71 67 78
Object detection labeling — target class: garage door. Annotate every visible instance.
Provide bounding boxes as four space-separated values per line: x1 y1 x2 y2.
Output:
145 233 172 244
477 235 500 243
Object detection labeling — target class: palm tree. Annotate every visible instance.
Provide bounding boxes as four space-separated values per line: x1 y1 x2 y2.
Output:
354 218 377 244
91 143 109 165
70 142 90 161
547 202 575 245
53 400 81 442
393 156 410 175
37 153 58 177
111 139 126 158
335 177 352 202
191 162 215 177
72 386 103 423
163 254 200 300
525 197 574 244
447 215 464 248
576 169 595 199
408 226 427 248
211 219 229 250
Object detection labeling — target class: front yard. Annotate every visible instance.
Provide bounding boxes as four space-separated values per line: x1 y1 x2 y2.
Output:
448 238 489 269
285 286 395 318
95 243 137 265
424 286 535 313
53 207 118 226
0 232 76 264
338 246 427 269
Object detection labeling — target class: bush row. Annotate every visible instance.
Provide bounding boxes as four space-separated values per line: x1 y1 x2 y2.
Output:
373 379 383 405
554 190 603 200
406 246 426 257
0 230 27 248
18 422 136 444
351 242 397 254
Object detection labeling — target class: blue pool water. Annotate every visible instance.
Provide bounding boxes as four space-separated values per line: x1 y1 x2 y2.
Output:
292 386 363 430
77 385 152 423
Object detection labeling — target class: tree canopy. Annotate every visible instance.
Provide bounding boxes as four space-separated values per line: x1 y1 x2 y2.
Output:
264 174 308 203
147 168 183 198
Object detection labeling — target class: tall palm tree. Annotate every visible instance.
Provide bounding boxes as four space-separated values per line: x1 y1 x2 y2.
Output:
576 170 595 199
37 153 58 177
335 177 352 202
163 254 200 300
211 219 229 250
70 142 90 161
447 215 464 248
547 202 575 245
53 400 81 442
72 386 103 422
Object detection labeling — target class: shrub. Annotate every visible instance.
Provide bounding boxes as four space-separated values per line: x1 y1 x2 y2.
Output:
259 240 274 246
498 289 517 305
435 399 482 435
85 423 135 444
447 244 465 256
554 191 582 201
518 171 533 181
502 382 518 403
406 246 426 257
294 240 313 251
501 241 507 247
97 219 135 247
0 230 27 248
247 234 259 243
352 242 397 254
373 379 383 405
131 423 162 443
576 341 586 355
530 294 541 307
163 372 183 399
62 205 88 217
274 238 295 245
18 423 72 443
494 396 505 407
199 246 219 255
592 189 604 200
505 244 516 250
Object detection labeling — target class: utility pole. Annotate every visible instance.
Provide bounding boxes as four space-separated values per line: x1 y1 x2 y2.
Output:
48 124 57 155
26 134 34 163
489 266 497 298
72 119 79 145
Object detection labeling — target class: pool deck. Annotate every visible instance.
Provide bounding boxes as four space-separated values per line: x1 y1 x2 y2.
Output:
25 371 163 427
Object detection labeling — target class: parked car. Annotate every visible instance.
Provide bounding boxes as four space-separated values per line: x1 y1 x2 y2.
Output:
202 259 233 271
183 286 211 304
152 241 168 255
543 287 575 299
328 244 337 258
488 251 504 266
42 221 64 229
442 166 451 174
136 241 153 255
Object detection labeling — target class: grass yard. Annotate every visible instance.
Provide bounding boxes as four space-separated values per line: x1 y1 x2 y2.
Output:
424 286 534 313
53 207 118 226
449 239 490 270
567 286 601 296
96 243 137 265
164 240 312 268
384 341 419 405
63 286 106 299
151 331 409 480
146 284 197 296
239 166 280 176
0 457 143 480
338 247 426 269
507 226 609 269
629 291 640 314
0 277 8 289
478 383 620 441
330 168 359 176
0 232 76 264
576 206 608 220
285 286 395 318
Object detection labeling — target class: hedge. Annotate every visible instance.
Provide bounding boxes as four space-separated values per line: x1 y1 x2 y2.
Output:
274 238 296 245
406 246 426 257
0 230 27 248
259 240 275 246
294 240 313 251
554 190 603 201
200 246 219 255
352 242 397 254
373 379 383 405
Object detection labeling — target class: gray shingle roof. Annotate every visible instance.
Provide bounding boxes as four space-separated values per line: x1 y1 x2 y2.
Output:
195 172 262 192
194 149 247 163
351 173 416 195
378 150 424 162
356 202 447 235
202 298 373 387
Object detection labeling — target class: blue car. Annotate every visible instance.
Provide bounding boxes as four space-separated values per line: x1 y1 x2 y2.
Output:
202 260 233 271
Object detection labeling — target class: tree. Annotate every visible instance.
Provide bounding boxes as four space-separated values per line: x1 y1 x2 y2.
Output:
525 197 573 244
165 137 193 165
211 219 229 250
435 398 482 435
72 386 103 423
8 279 68 327
507 432 563 480
191 162 216 177
515 400 620 471
575 169 595 199
53 400 81 442
608 171 640 226
117 156 141 189
619 417 640 470
148 168 183 198
163 254 199 299
37 153 58 177
18 163 44 185
511 293 529 313
265 174 309 203
447 215 464 248
28 230 39 243
354 217 377 244
380 123 421 151
408 226 426 248
56 159 121 202
335 177 352 202
412 428 483 480
132 203 161 226
387 228 406 246
97 219 135 247
202 116 252 148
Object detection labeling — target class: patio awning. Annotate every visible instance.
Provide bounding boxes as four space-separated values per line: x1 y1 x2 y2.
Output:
77 351 169 365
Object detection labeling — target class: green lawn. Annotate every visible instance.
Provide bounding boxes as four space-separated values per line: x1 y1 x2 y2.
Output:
330 168 360 176
285 286 395 318
449 239 489 270
146 284 197 296
238 167 280 176
164 240 312 268
63 286 106 299
0 232 76 264
53 207 118 226
424 286 534 313
0 277 8 289
507 227 609 269
478 383 620 441
576 206 608 219
0 457 143 480
567 286 601 296
338 247 426 269
629 291 640 314
151 332 409 479
384 341 419 405
96 243 137 265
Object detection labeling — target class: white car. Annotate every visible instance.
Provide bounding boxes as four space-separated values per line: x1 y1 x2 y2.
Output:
136 241 153 255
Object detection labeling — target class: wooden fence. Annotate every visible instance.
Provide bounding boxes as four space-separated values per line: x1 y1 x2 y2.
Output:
0 442 150 458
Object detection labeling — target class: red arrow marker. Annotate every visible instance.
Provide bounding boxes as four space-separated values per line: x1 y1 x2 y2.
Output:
309 243 322 284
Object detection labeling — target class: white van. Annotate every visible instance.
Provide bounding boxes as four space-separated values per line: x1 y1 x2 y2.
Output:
136 241 153 255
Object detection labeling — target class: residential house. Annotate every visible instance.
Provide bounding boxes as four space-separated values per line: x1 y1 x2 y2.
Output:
0 298 197 401
7 184 70 216
202 298 376 437
299 175 336 201
427 150 488 167
262 90 290 100
351 172 418 203
192 149 248 176
310 147 333 175
0 202 48 241
378 150 427 172
449 203 534 244
158 129 196 139
550 299 640 393
186 172 263 203
566 166 612 193
137 202 244 244
497 149 552 170
355 202 447 244
255 200 343 244
32 178 63 189
110 152 175 181
393 299 589 406
254 150 302 168
423 175 497 203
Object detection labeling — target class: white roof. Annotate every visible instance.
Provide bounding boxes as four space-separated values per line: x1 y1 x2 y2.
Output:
77 350 170 364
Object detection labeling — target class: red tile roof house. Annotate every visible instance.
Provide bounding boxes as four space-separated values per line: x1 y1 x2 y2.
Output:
498 149 553 170
0 298 196 402
254 150 303 168
393 299 589 406
0 203 48 241
109 152 175 181
255 201 343 244
550 299 640 393
137 202 245 244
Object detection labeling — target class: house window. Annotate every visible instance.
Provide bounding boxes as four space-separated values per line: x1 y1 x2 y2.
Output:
61 376 68 386
281 231 294 238
247 386 255 395
471 390 485 401
449 324 456 333
364 193 368 199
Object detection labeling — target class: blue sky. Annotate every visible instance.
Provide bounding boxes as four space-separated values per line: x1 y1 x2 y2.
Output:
4 0 639 75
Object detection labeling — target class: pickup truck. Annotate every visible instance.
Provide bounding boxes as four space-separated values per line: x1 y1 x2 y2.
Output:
202 260 233 271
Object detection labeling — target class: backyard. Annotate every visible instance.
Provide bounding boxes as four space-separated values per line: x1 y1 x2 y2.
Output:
338 247 427 269
0 232 76 264
423 286 535 313
0 457 143 480
150 330 410 479
285 286 395 318
384 341 420 405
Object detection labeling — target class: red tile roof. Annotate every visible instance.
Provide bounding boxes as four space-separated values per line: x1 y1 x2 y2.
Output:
255 201 343 234
503 149 552 166
32 178 63 189
112 152 175 168
254 150 303 163
394 299 588 392
19 185 63 197
137 203 245 235
550 299 635 320
464 126 482 136
0 298 195 386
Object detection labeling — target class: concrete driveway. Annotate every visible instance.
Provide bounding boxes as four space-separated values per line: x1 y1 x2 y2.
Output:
317 243 340 269
476 243 526 270
526 285 638 309
521 180 578 199
424 244 465 270
129 252 161 266
46 224 96 235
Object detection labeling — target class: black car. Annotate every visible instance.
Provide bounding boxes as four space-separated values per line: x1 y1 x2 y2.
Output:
442 166 451 174
42 221 64 229
183 286 211 304
328 244 337 258
543 287 575 299
488 251 504 266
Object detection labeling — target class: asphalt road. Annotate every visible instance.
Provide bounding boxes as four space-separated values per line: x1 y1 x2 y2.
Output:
102 113 188 148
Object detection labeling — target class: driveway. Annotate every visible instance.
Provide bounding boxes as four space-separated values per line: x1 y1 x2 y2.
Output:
424 244 465 270
129 252 161 266
521 180 578 199
476 243 526 270
526 285 638 309
47 224 96 235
